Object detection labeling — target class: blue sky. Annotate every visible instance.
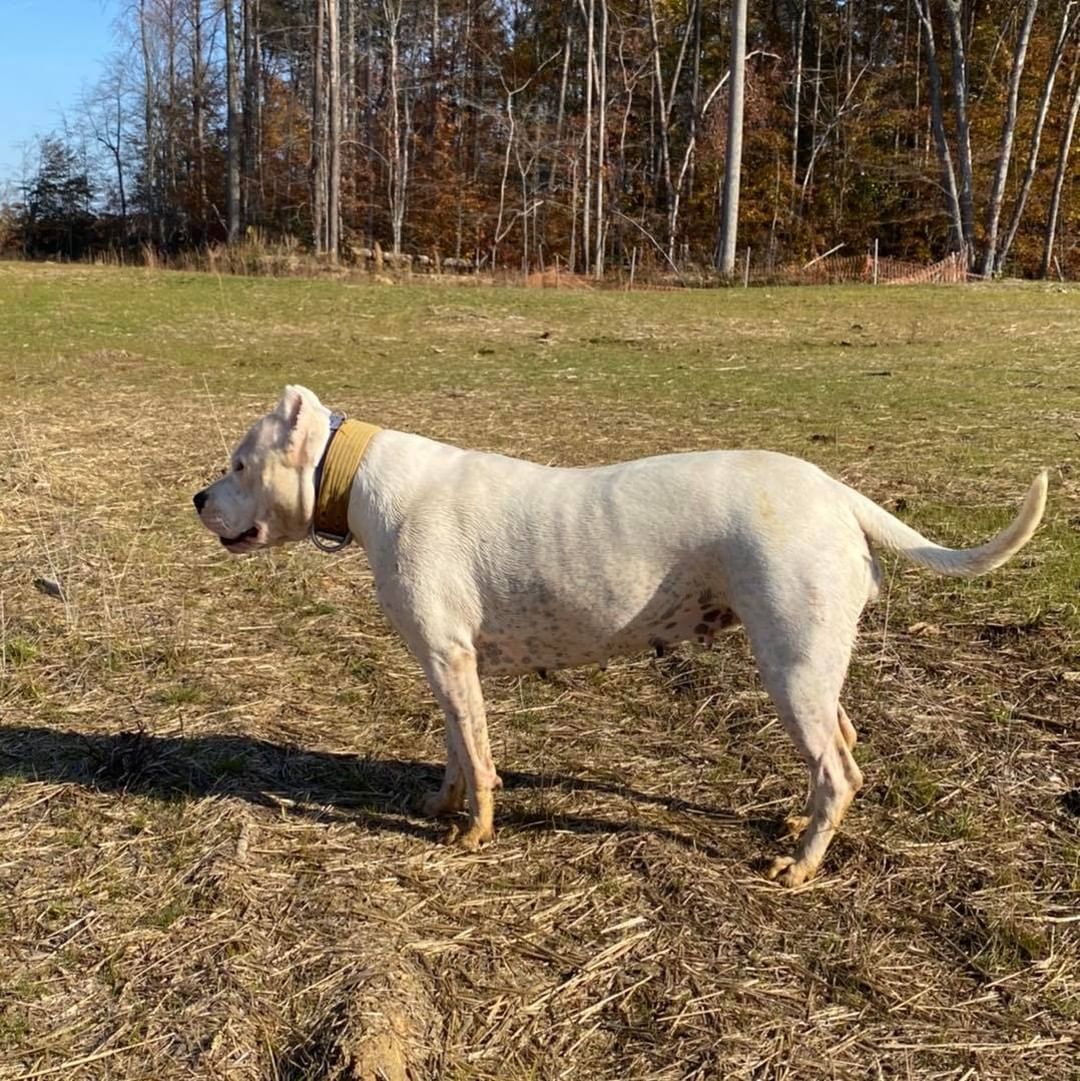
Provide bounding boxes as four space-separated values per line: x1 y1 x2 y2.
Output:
1 0 121 183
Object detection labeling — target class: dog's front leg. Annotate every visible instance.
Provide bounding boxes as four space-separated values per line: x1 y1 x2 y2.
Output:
422 647 498 851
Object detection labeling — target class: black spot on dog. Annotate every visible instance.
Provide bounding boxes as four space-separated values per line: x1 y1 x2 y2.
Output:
694 623 710 636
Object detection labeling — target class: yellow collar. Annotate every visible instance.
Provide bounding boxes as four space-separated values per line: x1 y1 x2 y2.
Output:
311 414 381 549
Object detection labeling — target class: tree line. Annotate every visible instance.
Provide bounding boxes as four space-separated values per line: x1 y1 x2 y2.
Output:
5 0 1080 278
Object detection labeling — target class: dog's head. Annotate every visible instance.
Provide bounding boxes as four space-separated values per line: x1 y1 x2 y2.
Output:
193 385 330 553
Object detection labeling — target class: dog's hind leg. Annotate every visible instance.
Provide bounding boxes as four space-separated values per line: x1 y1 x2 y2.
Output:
784 705 858 839
422 647 499 851
838 703 857 750
741 587 865 886
421 746 466 818
765 685 863 887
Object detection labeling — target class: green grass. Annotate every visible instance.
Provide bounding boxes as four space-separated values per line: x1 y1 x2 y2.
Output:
0 263 1078 1081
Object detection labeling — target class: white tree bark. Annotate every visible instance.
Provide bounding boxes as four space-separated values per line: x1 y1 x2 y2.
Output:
311 0 326 252
224 0 241 243
912 0 964 252
139 0 160 243
594 0 607 278
1041 54 1080 277
942 0 975 254
383 0 407 257
583 0 594 273
998 0 1079 272
327 0 340 261
718 0 747 273
791 0 807 195
979 0 1038 276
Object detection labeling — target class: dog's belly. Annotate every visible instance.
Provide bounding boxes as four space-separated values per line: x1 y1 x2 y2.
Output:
474 583 737 676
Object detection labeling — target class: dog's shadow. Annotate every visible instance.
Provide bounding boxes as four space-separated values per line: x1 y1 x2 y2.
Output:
0 724 778 855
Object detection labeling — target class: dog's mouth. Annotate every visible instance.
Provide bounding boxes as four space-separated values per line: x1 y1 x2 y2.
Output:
220 526 261 550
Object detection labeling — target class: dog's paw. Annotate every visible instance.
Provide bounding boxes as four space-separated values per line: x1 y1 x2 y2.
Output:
443 821 495 852
766 855 816 888
782 814 810 839
420 790 465 818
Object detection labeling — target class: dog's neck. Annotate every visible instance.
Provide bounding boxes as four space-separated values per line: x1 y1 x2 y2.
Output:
311 410 381 549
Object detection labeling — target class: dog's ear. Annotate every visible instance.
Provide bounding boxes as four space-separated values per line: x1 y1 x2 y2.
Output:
275 385 322 466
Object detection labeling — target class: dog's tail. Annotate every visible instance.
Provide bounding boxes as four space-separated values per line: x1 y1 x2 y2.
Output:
841 470 1048 578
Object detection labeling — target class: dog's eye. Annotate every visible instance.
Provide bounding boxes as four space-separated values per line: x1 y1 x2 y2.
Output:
234 461 245 473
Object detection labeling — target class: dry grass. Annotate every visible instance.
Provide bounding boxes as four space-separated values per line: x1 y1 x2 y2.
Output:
1 263 1078 1080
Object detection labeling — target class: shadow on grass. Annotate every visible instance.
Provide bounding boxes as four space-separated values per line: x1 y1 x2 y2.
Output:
0 725 778 854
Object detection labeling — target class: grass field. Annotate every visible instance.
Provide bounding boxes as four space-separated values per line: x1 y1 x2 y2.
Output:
1 263 1078 1080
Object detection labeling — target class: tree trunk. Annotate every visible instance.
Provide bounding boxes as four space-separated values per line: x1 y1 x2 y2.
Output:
224 0 242 244
384 0 406 257
241 0 262 226
594 0 607 279
979 0 1038 276
689 0 702 196
327 0 341 261
312 0 326 253
551 26 572 195
913 0 964 251
1040 52 1080 278
943 0 974 253
998 1 1078 272
190 0 207 241
718 0 747 273
139 0 157 245
791 0 807 196
583 0 594 273
344 0 356 235
113 96 127 233
164 0 178 245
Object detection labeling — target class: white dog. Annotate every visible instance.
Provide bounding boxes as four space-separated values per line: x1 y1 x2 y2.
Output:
193 385 1047 886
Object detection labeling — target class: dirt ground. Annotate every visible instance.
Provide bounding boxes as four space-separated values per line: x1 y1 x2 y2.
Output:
1 264 1077 1079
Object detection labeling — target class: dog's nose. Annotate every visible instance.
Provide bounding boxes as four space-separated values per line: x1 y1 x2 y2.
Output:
193 490 208 513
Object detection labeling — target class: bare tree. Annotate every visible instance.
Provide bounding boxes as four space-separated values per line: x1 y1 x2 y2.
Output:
224 0 241 243
312 0 326 253
717 0 747 273
669 50 774 259
998 0 1079 272
979 0 1039 276
241 0 262 225
138 0 159 242
913 0 964 251
491 49 560 270
583 0 594 272
327 0 341 261
383 0 408 257
593 0 607 278
80 61 129 236
188 0 209 240
791 0 807 196
1040 51 1080 277
645 0 689 255
942 0 975 252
